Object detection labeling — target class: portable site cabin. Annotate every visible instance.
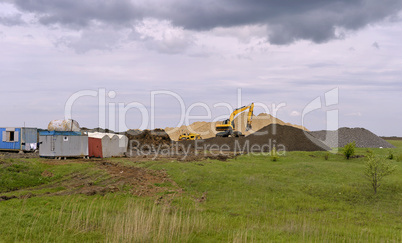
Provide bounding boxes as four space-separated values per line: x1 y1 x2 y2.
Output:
88 132 128 158
117 135 128 155
39 131 88 158
0 127 38 151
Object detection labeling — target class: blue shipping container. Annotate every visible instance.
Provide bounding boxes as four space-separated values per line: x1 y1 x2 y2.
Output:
0 127 38 151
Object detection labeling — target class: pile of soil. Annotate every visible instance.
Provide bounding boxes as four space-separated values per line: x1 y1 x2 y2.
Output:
309 127 395 148
125 129 171 148
165 113 308 141
178 124 329 152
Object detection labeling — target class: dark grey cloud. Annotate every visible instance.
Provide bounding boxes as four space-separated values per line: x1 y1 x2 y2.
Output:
11 0 402 44
0 14 24 26
13 0 141 28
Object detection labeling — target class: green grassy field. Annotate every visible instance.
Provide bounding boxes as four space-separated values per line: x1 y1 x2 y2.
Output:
0 142 401 242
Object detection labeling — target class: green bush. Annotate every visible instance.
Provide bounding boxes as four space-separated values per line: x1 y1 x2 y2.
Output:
271 147 279 162
343 142 356 160
387 150 394 160
364 152 397 194
324 152 330 160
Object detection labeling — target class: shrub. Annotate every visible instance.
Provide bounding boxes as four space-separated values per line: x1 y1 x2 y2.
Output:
271 147 279 162
343 142 356 160
387 150 394 160
364 152 396 194
324 152 330 160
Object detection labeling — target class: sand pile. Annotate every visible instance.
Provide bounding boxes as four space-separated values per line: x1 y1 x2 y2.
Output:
165 113 308 141
178 124 329 152
309 127 395 148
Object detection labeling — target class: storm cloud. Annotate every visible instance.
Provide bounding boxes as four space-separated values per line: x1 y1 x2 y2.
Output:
11 0 402 44
1 0 402 136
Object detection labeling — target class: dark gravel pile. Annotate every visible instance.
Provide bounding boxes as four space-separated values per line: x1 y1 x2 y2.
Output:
178 124 330 152
309 127 395 148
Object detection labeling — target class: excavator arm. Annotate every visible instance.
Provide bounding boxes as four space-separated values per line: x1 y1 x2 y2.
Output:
246 103 254 131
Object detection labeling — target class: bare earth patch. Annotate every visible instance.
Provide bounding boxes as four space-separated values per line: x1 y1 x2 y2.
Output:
0 158 182 200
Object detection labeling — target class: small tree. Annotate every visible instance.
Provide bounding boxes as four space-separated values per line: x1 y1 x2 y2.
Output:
387 150 394 160
364 152 396 194
271 147 279 162
324 152 330 160
343 142 356 159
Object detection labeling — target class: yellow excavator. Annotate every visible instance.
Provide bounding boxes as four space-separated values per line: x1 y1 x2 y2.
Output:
178 130 202 141
215 103 254 137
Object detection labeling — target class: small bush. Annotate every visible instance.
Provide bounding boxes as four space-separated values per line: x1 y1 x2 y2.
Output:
387 150 394 160
271 147 279 162
364 152 396 194
344 142 356 160
324 152 330 160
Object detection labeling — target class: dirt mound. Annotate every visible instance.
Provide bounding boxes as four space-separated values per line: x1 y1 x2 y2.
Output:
165 113 308 141
178 124 329 152
125 129 171 148
309 127 395 148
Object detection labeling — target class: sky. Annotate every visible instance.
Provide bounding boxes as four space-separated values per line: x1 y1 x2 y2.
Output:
0 0 401 136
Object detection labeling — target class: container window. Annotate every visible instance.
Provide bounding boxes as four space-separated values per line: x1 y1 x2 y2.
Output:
5 131 15 142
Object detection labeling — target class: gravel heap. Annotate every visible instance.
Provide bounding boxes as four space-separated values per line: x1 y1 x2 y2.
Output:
178 124 330 152
309 127 395 148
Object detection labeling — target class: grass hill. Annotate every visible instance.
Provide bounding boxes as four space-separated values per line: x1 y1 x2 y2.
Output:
0 141 401 242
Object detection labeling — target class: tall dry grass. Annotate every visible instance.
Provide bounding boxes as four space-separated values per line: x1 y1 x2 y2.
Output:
18 195 205 242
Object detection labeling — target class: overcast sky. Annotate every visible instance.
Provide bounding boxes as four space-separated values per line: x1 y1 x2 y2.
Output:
1 0 401 136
